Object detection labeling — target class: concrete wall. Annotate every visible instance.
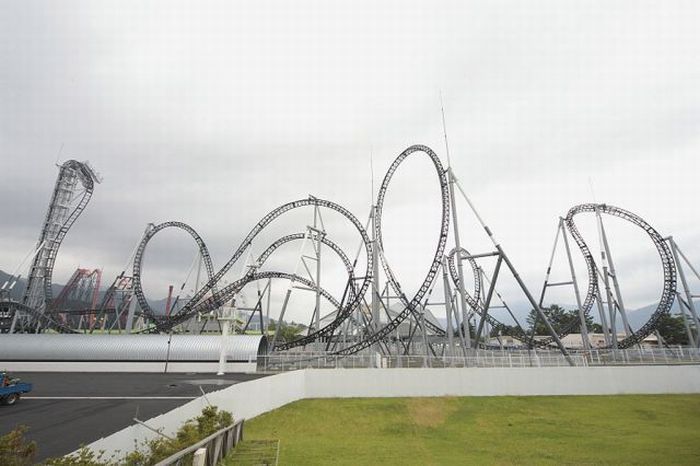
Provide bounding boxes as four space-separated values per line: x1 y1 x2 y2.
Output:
306 366 700 397
77 365 700 459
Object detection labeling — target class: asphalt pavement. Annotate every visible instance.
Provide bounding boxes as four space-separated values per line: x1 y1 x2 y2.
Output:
0 372 267 461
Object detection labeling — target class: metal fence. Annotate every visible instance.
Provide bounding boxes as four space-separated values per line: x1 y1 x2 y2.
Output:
585 347 700 366
258 347 700 371
155 419 244 466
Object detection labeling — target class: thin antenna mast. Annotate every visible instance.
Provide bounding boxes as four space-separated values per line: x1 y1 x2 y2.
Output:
370 148 375 202
440 91 452 168
440 92 472 349
55 143 64 166
588 177 598 203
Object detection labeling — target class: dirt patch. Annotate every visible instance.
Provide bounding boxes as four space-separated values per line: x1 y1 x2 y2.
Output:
406 398 457 428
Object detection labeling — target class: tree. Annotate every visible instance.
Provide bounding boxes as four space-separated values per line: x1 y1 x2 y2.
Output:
267 319 303 342
278 323 303 343
656 313 690 346
589 322 604 333
570 309 595 333
526 304 580 335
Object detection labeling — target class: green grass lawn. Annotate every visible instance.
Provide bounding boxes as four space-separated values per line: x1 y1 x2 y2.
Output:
233 395 700 465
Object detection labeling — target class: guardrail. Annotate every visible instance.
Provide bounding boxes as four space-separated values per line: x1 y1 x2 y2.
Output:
155 419 244 466
585 347 700 365
258 347 700 371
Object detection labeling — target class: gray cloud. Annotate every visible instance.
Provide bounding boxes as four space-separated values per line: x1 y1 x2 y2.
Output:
2 1 699 324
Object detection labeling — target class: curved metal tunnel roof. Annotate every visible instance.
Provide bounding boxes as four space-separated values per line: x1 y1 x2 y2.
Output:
0 334 267 362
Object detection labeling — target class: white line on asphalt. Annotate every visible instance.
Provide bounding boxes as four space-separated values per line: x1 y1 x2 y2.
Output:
23 396 198 400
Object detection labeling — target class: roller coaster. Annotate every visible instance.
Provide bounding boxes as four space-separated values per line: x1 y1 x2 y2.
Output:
4 160 100 334
4 145 700 362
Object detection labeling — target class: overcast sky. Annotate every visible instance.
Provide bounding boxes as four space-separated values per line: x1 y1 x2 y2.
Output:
1 1 699 324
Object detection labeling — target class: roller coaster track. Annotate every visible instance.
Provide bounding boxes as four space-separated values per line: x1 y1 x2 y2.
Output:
444 204 677 350
132 221 217 323
12 148 679 355
131 200 374 348
142 146 675 354
11 160 100 333
446 247 481 312
170 198 372 333
23 161 99 311
139 230 360 343
446 247 505 334
132 228 354 330
445 247 533 341
248 233 376 348
333 145 450 355
560 203 677 349
1 301 78 334
131 146 447 354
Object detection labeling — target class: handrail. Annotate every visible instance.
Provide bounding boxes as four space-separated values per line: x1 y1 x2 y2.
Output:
154 419 244 466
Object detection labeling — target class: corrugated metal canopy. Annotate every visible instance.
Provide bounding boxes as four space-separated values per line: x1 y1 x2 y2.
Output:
0 334 267 362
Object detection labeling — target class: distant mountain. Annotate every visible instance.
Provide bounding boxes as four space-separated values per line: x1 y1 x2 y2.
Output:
616 302 686 329
0 269 169 314
0 269 63 302
433 301 684 331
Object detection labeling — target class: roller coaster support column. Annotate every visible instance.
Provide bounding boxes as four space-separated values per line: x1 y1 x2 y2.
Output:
595 208 634 339
440 257 456 359
499 247 575 365
270 288 292 350
668 237 700 347
450 174 574 365
535 219 592 351
594 286 611 347
600 254 618 350
9 242 45 333
559 218 591 351
371 206 381 352
441 104 472 350
420 305 430 367
265 277 272 336
125 296 137 334
312 204 323 335
447 169 472 350
594 209 621 351
678 298 697 348
474 254 502 348
532 222 565 349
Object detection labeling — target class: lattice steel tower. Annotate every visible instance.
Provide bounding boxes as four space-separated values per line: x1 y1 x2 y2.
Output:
12 160 100 332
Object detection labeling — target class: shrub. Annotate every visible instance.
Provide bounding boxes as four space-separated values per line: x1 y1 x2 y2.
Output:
0 425 37 466
43 447 117 466
44 406 234 466
135 405 234 465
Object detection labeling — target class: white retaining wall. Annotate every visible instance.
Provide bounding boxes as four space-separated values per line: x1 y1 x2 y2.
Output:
306 366 700 397
78 365 700 459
